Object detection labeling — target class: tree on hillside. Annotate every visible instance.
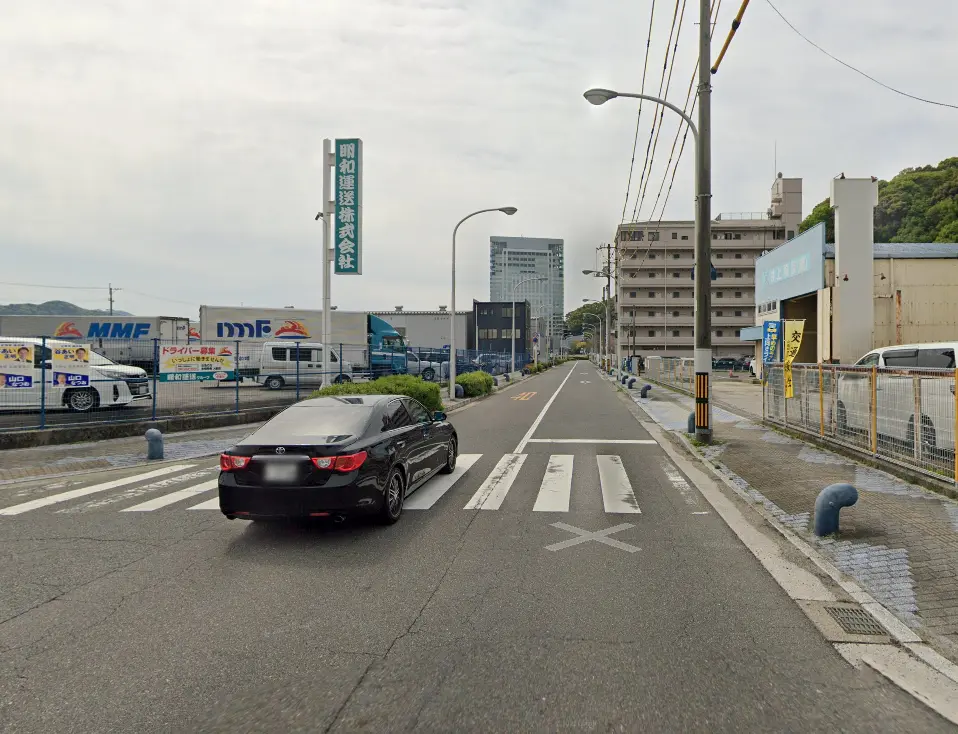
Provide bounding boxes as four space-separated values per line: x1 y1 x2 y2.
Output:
798 157 958 243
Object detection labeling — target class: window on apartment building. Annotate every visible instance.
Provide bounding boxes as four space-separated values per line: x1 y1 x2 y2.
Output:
716 292 724 298
671 291 680 298
648 272 656 278
628 310 635 318
735 291 742 298
724 232 733 240
649 231 660 241
716 253 724 259
672 253 680 259
716 330 724 337
735 330 741 337
647 291 655 298
629 291 637 298
672 310 680 317
734 233 742 240
681 235 689 240
636 231 645 241
671 232 678 239
648 253 656 259
672 271 680 278
735 253 742 259
672 330 680 337
735 272 742 278
479 329 498 339
715 310 723 316
787 230 795 239
775 229 786 239
648 330 656 337
712 233 718 240
648 311 656 317
735 310 743 317
501 328 515 338
717 272 724 278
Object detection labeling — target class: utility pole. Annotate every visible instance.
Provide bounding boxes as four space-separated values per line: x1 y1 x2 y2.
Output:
694 0 714 442
108 284 121 315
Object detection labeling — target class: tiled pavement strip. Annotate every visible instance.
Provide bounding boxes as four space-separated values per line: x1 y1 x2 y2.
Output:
618 372 958 660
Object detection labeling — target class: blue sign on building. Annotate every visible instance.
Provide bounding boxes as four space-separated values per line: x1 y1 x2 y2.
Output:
754 223 826 306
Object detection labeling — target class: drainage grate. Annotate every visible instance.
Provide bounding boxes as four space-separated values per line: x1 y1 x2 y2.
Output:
824 605 887 636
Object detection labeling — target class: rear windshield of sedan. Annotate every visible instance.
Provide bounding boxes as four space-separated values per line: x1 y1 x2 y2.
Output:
241 405 374 444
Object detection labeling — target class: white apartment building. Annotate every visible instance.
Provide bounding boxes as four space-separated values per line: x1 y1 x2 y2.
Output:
615 174 802 360
490 236 565 352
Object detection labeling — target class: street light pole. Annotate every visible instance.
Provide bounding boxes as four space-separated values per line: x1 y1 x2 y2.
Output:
512 275 547 374
451 206 517 401
583 55 713 440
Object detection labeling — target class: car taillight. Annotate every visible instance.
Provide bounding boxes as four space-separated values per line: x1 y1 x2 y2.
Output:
311 451 367 473
220 454 251 471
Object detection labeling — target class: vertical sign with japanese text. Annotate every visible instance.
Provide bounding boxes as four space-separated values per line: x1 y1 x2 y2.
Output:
782 320 805 399
334 138 363 275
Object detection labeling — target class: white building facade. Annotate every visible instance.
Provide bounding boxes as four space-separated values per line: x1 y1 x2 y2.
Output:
489 236 565 353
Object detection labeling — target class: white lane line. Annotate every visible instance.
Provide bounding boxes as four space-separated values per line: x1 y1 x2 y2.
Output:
533 455 573 512
464 454 527 510
56 469 217 514
513 366 577 454
659 458 699 506
189 497 221 510
597 455 641 514
526 439 657 445
121 480 218 512
0 464 195 516
406 454 482 510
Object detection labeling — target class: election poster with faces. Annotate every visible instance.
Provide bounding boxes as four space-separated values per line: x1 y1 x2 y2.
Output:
51 344 91 387
0 343 34 389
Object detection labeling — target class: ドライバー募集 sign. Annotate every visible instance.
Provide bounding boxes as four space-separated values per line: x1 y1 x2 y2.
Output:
334 138 362 275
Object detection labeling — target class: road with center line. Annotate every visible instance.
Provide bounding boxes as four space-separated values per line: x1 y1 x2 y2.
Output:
0 361 952 732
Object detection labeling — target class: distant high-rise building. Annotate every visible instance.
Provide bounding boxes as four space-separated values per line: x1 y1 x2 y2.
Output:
489 237 565 352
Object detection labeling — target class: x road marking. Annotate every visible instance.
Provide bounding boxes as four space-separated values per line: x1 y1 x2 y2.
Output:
545 522 641 553
511 392 537 401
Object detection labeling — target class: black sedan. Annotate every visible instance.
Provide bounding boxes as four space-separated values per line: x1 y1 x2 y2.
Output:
218 395 458 524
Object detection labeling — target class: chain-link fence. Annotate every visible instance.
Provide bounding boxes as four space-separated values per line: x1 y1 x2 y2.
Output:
0 337 532 432
763 363 958 482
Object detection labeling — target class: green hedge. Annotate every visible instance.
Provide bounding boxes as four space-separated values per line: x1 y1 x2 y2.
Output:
309 374 444 412
456 371 495 398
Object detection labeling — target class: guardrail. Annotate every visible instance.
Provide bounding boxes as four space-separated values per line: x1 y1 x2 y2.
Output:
763 363 958 483
0 337 533 433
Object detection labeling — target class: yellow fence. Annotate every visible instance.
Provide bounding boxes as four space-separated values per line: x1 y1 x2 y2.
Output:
764 363 958 483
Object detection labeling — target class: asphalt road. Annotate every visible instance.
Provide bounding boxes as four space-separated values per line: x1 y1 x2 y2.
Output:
0 362 952 732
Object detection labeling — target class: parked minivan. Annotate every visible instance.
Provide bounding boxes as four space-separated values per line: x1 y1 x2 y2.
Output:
0 336 151 413
254 342 354 390
837 342 956 451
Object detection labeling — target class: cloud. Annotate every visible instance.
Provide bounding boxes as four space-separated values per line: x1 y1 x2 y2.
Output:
1 0 955 324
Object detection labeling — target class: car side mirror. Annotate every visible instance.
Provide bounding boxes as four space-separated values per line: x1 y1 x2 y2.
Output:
433 411 446 422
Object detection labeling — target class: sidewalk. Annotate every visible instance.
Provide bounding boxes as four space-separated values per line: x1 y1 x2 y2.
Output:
630 377 958 661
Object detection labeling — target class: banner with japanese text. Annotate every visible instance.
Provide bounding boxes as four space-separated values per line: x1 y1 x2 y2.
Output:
159 345 236 382
0 343 34 389
334 138 363 274
761 320 780 374
782 320 805 399
51 344 91 387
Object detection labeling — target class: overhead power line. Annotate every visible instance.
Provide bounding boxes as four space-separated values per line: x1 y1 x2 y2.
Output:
620 1 658 224
763 0 958 110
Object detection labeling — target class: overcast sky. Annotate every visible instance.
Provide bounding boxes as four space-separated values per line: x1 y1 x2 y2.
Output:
1 0 955 320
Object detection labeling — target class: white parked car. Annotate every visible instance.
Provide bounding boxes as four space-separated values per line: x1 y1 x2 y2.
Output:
0 336 151 413
254 341 353 390
837 343 956 451
405 351 445 381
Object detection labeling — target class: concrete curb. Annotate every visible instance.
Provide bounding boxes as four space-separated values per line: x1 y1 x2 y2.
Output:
626 388 958 691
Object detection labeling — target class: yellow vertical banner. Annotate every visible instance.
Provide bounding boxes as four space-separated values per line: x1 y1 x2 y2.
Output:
782 320 805 399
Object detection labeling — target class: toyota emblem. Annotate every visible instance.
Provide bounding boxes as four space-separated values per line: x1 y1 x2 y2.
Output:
275 447 286 454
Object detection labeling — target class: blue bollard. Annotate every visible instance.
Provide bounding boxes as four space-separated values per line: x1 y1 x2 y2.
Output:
814 483 858 536
628 377 637 389
621 375 628 385
145 428 164 460
687 412 695 434
640 384 652 398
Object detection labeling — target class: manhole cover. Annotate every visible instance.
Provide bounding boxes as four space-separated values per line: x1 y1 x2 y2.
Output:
824 605 887 636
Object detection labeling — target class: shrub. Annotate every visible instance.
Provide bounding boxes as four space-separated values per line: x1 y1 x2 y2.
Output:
309 374 444 412
456 371 494 398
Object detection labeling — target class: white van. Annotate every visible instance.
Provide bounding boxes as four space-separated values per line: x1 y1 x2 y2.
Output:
0 337 151 413
254 342 354 390
838 343 956 451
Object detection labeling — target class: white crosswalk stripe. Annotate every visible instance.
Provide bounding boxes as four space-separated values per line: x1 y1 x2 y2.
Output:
0 464 195 516
597 455 641 514
1 453 650 517
464 454 526 510
405 454 481 510
121 480 218 512
533 455 573 512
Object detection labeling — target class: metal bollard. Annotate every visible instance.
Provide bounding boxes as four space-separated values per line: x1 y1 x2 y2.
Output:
640 384 652 398
145 428 164 460
493 377 499 387
503 372 511 382
814 483 858 536
621 375 628 385
454 383 465 399
628 377 637 389
687 412 695 435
